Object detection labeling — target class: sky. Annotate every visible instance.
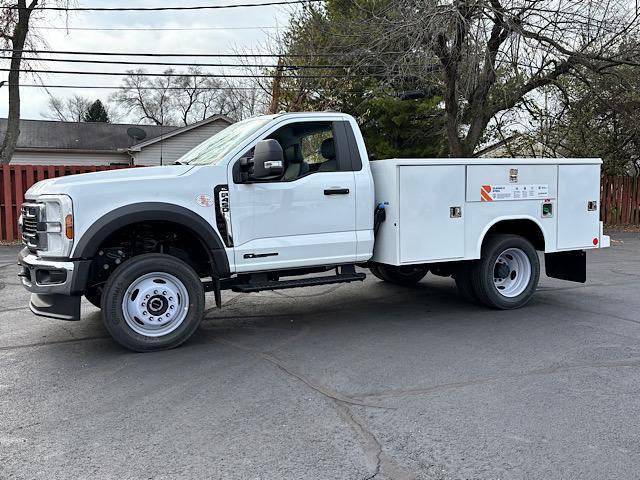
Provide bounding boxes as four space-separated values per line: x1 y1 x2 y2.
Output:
0 0 295 121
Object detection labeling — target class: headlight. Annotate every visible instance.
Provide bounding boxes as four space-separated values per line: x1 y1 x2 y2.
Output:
37 194 74 258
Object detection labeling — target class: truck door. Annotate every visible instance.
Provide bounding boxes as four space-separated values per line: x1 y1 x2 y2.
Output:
228 120 359 273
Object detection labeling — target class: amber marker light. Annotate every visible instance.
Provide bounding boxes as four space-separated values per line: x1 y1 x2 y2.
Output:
65 214 74 240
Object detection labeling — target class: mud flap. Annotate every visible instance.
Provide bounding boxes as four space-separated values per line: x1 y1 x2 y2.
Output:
30 294 81 321
545 251 586 283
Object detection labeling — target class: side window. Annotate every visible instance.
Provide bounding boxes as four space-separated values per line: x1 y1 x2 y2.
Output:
265 121 350 182
300 127 334 172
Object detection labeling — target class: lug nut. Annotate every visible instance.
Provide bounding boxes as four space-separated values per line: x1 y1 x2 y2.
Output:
170 305 175 310
143 311 148 316
149 317 154 321
154 290 158 294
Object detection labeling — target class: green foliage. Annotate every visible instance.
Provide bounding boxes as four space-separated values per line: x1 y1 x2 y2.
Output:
84 100 110 123
360 96 445 159
277 0 447 158
554 67 640 175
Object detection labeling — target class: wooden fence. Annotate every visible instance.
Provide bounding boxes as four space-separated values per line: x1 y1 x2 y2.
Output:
601 175 640 227
1 164 134 241
1 167 639 241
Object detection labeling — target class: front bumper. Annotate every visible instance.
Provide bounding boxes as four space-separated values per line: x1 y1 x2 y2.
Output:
17 248 91 321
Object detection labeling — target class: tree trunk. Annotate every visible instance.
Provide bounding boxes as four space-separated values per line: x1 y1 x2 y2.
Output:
0 2 34 165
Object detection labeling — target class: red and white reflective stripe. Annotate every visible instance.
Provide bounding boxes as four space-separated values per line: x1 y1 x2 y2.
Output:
480 185 493 202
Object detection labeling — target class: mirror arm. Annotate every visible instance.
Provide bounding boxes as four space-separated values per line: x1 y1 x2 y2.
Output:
239 157 254 183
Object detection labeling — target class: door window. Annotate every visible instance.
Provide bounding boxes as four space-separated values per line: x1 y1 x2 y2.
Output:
266 121 348 181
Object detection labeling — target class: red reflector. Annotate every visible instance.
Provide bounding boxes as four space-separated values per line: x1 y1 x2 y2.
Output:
593 238 599 246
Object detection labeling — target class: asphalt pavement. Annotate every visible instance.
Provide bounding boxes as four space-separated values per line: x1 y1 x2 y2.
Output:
1 233 639 480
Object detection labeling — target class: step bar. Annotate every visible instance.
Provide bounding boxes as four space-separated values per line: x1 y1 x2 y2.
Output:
231 266 366 293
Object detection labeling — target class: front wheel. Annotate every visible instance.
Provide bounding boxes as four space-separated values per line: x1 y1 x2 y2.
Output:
471 235 540 309
101 253 205 352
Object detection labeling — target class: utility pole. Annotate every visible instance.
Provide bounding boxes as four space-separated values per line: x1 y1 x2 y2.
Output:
268 57 285 114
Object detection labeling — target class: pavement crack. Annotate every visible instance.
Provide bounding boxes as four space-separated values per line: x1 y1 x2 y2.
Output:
0 335 110 352
335 402 416 480
535 298 640 326
213 337 394 410
335 402 383 479
0 306 25 314
354 359 640 401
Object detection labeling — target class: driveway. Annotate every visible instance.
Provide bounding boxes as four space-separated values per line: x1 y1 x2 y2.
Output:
1 233 639 479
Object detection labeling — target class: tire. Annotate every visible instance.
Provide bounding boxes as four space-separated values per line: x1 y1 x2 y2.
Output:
454 262 480 303
369 265 387 282
84 286 103 309
369 264 428 286
101 253 205 352
471 235 540 309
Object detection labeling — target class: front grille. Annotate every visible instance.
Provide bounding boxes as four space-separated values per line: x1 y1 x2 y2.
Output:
20 203 45 252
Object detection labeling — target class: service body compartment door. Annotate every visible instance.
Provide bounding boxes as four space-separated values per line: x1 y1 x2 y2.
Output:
557 164 600 249
399 165 465 263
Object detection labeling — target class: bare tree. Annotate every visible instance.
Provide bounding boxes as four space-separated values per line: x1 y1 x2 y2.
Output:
1 1 41 163
280 0 640 157
0 0 72 163
111 68 266 126
44 94 91 122
111 69 177 126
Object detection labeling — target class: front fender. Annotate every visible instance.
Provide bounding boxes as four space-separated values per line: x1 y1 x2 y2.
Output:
72 202 230 277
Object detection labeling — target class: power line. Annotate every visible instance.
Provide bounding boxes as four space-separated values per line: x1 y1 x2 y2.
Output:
18 1 320 11
14 84 260 90
0 48 401 58
0 68 389 78
0 55 412 70
38 25 280 31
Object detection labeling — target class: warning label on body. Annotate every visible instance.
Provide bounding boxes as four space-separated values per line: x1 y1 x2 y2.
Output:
480 184 549 202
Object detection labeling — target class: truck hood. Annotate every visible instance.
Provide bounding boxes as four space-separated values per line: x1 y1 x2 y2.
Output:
26 165 195 198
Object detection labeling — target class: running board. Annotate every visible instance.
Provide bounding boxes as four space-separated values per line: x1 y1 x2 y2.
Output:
232 272 366 293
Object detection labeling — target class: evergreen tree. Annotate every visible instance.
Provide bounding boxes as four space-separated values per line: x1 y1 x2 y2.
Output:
84 100 110 123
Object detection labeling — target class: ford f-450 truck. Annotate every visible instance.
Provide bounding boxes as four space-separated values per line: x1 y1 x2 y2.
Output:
18 112 609 351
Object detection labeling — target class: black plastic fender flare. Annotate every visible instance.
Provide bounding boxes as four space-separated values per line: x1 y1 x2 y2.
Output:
72 202 230 278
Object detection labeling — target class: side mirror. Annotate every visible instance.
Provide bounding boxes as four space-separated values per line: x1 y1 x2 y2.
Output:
248 139 284 181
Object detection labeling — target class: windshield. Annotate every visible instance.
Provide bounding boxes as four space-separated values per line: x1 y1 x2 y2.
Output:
178 116 274 166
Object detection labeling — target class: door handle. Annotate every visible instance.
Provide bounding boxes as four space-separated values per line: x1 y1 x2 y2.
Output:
324 188 350 195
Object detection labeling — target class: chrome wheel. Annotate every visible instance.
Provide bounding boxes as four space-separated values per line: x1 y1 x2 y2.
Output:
122 272 190 337
493 248 532 298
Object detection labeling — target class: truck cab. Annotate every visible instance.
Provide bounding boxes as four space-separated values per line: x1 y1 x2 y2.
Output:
17 112 609 352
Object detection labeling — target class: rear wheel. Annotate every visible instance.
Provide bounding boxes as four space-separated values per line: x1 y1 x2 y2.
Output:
369 264 429 286
101 253 205 352
471 235 540 309
454 262 479 302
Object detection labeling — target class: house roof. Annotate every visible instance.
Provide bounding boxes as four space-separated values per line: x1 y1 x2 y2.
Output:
128 114 234 151
0 115 233 153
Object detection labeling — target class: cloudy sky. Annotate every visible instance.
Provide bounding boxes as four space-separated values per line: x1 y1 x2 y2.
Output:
0 0 294 120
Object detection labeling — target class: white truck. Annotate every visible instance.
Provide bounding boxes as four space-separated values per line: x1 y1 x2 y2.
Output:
18 112 609 352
